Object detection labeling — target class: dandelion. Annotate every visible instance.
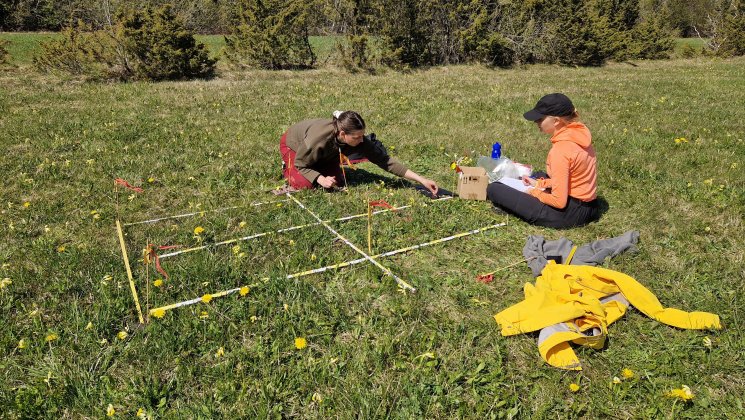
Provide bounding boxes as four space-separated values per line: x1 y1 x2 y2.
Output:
0 277 11 289
151 308 166 319
569 383 580 393
667 385 694 401
312 392 323 404
250 315 258 323
153 279 164 288
194 226 204 235
705 226 711 232
199 311 209 319
136 408 146 418
289 240 295 246
239 221 247 228
239 286 249 296
622 368 635 379
201 294 213 303
703 336 712 348
215 347 225 358
45 333 58 342
106 403 116 417
283 303 289 311
674 137 688 144
276 203 283 207
23 201 31 208
295 337 307 350
232 245 241 255
613 377 622 384
57 245 66 253
311 253 317 261
85 322 93 330
18 339 26 349
117 331 128 340
147 177 155 183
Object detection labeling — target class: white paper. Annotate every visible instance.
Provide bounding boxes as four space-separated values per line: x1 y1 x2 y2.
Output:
497 177 530 193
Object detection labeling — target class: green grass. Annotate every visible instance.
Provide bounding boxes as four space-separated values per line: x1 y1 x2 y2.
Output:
1 32 744 418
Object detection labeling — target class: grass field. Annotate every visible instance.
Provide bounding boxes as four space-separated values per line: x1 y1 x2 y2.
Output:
1 33 744 418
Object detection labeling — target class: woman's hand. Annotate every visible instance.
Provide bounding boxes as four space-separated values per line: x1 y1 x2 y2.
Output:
419 178 439 196
521 176 537 187
317 175 338 189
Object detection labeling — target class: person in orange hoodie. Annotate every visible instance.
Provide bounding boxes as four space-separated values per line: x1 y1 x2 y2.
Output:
486 93 599 228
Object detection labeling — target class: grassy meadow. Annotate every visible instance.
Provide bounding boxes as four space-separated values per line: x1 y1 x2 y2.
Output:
1 33 744 418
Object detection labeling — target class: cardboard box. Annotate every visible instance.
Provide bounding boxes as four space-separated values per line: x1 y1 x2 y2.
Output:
456 166 488 200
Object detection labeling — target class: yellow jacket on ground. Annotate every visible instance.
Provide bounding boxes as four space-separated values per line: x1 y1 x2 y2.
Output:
494 263 721 370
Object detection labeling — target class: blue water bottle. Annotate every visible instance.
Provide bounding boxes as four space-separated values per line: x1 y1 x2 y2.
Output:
491 142 502 159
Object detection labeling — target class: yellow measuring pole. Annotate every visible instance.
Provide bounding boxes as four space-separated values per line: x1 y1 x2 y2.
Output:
116 219 145 323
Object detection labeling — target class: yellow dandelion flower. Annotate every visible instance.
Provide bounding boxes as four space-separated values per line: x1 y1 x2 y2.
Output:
85 322 93 330
622 368 635 379
147 177 155 183
57 245 66 253
136 408 146 418
215 347 225 357
151 308 166 319
569 383 580 393
106 403 116 417
18 338 26 349
276 203 283 207
201 294 213 303
153 279 164 287
194 226 204 235
90 210 98 215
239 221 247 228
22 201 32 209
312 392 323 403
289 240 295 246
117 331 128 340
703 336 712 348
232 245 241 255
311 253 317 261
667 385 694 401
283 303 289 311
0 277 11 288
450 162 457 170
613 377 621 384
199 311 209 319
45 333 58 342
295 337 307 350
239 286 249 296
250 315 258 323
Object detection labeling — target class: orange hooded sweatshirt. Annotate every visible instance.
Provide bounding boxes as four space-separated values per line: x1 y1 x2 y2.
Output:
528 122 597 209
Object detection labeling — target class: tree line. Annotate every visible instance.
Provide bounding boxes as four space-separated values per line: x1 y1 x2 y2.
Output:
4 0 744 81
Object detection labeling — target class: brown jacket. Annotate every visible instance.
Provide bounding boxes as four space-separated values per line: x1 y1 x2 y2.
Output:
285 118 408 183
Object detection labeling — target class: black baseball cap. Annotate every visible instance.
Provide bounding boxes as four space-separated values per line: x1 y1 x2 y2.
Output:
523 93 575 121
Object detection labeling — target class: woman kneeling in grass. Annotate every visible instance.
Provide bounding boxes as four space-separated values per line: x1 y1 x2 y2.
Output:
487 93 599 228
280 111 439 195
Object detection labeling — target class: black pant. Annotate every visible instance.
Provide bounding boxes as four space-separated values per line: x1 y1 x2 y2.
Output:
486 182 599 229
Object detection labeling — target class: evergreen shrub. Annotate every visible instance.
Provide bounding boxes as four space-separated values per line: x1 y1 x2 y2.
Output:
224 0 316 69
